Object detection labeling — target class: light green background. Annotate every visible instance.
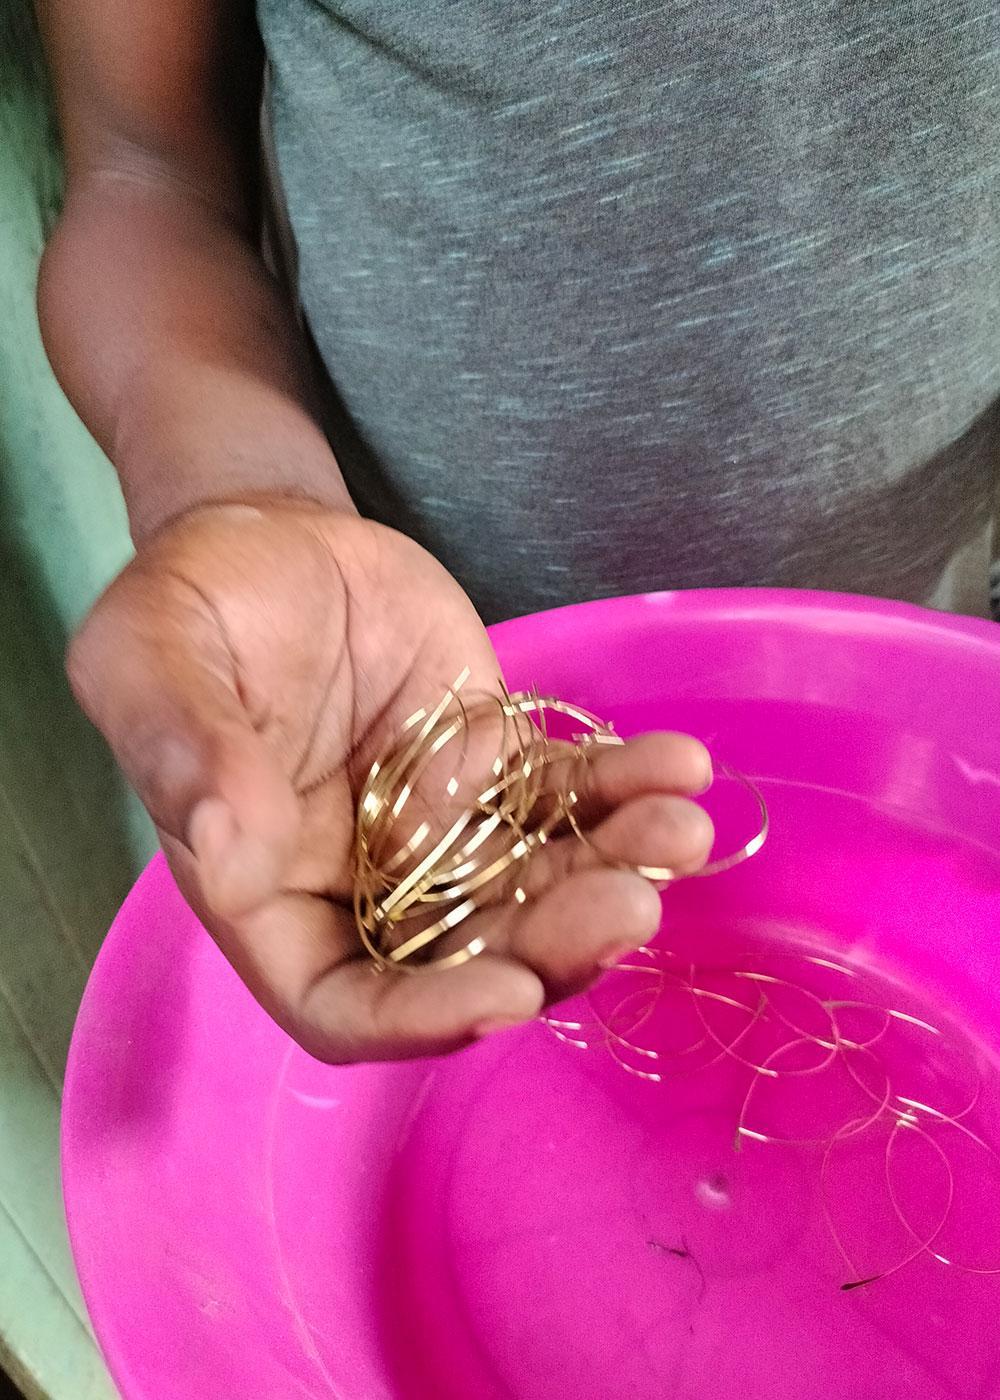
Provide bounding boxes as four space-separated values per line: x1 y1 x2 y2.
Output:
1 4 155 1395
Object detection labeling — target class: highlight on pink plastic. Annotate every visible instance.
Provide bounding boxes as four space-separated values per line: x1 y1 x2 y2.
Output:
62 590 1000 1400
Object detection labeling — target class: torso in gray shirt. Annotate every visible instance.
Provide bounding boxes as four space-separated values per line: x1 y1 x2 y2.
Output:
259 0 1000 622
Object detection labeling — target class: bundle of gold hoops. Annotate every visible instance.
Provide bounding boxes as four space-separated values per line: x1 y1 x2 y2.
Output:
353 671 768 973
352 676 1000 1291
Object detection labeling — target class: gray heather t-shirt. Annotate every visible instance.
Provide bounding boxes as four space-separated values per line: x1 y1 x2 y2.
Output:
258 1 1000 623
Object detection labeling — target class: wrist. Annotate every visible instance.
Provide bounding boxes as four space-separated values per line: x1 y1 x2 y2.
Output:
138 489 361 552
113 361 355 543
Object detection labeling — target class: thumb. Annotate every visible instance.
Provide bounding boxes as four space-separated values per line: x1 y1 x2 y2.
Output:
68 584 300 920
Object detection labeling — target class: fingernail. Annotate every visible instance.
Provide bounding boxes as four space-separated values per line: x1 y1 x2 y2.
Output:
188 799 271 915
474 1016 531 1040
693 751 714 795
599 944 643 970
187 798 238 863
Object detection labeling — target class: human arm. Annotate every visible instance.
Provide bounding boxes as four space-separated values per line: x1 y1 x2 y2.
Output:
37 0 714 1059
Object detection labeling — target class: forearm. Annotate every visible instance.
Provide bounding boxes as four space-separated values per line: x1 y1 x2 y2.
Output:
38 167 354 542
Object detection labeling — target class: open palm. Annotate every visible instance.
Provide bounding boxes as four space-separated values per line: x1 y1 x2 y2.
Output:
70 499 713 1060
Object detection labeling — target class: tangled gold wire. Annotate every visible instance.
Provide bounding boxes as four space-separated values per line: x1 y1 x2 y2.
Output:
353 672 767 973
545 946 1000 1290
352 677 1000 1291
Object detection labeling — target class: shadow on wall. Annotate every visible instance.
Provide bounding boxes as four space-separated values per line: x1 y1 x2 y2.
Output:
0 1365 23 1399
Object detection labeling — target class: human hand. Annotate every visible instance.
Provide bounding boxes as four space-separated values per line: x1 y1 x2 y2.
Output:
70 499 713 1060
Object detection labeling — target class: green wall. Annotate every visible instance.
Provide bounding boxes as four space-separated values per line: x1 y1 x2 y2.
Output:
1 4 155 1395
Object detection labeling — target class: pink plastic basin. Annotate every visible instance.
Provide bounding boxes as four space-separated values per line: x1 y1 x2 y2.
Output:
63 590 1000 1400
